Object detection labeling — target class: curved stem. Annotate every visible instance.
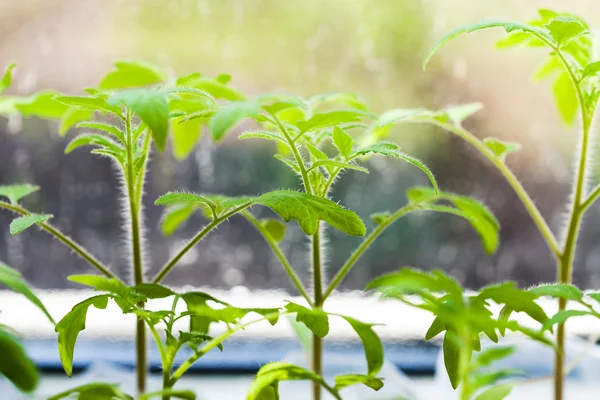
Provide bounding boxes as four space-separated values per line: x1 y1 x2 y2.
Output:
272 114 312 195
0 200 118 280
323 203 419 301
243 211 313 306
169 311 289 385
434 121 561 260
152 202 253 283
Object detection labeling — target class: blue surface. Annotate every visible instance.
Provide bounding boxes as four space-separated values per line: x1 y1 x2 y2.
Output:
26 338 439 375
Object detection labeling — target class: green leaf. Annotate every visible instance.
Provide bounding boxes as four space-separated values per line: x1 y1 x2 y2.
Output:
59 108 93 136
423 20 548 69
366 268 462 297
310 160 369 174
140 389 196 400
0 184 39 205
332 126 354 158
305 142 329 161
77 121 127 144
581 61 600 80
108 89 169 151
0 262 54 324
407 188 499 254
0 63 16 94
529 283 583 301
553 72 578 125
258 93 307 115
180 76 246 101
542 310 592 330
545 16 587 45
65 134 123 155
55 295 110 376
48 382 132 400
10 213 52 235
341 316 384 375
14 91 69 119
171 116 203 160
160 204 195 236
474 384 512 400
238 130 288 147
98 60 166 90
334 374 384 391
285 302 329 338
443 331 461 389
54 96 120 115
475 346 515 367
209 100 260 141
370 211 391 225
246 362 341 400
353 142 401 158
297 110 374 133
273 154 301 174
483 138 521 160
156 190 366 236
478 283 547 324
444 103 484 125
134 283 175 299
260 219 287 242
425 316 446 340
310 92 369 111
0 328 39 393
181 291 231 334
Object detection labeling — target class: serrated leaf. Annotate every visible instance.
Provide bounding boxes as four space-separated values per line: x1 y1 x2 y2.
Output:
109 89 169 151
366 268 462 298
181 76 246 101
0 63 15 94
65 134 123 155
496 31 535 48
423 20 548 69
475 346 515 367
407 188 499 254
285 302 329 338
59 108 93 136
238 130 288 146
156 190 366 236
353 142 401 158
581 61 600 80
332 126 353 158
54 96 120 115
98 61 166 90
48 382 133 400
10 213 52 235
483 138 521 159
209 100 260 141
297 110 374 133
260 219 287 242
478 283 547 324
545 17 587 45
542 310 592 330
310 92 369 111
160 204 195 236
474 384 512 400
0 328 39 393
534 56 561 82
246 362 340 400
55 295 110 376
14 91 69 119
553 72 578 125
334 374 384 391
0 262 54 324
305 142 328 162
445 103 483 125
134 283 175 299
443 331 461 389
0 184 39 205
77 122 126 144
425 316 446 340
273 154 301 173
258 94 307 115
529 283 583 301
498 305 513 336
68 275 143 312
342 316 384 375
310 160 369 174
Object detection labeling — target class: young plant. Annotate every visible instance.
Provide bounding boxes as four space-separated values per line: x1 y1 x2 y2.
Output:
373 8 600 400
0 61 295 399
154 89 503 399
0 262 54 393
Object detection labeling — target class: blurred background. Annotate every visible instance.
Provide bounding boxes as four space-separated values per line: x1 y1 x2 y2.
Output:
2 0 600 398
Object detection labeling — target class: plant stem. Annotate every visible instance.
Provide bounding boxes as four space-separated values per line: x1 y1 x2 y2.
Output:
0 201 118 279
323 204 419 301
311 226 323 400
272 114 312 195
243 211 313 306
125 110 147 395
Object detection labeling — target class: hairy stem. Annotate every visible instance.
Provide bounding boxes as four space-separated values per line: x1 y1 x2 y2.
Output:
0 200 118 280
311 226 323 400
125 111 147 395
243 211 313 305
323 204 419 301
272 114 312 195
